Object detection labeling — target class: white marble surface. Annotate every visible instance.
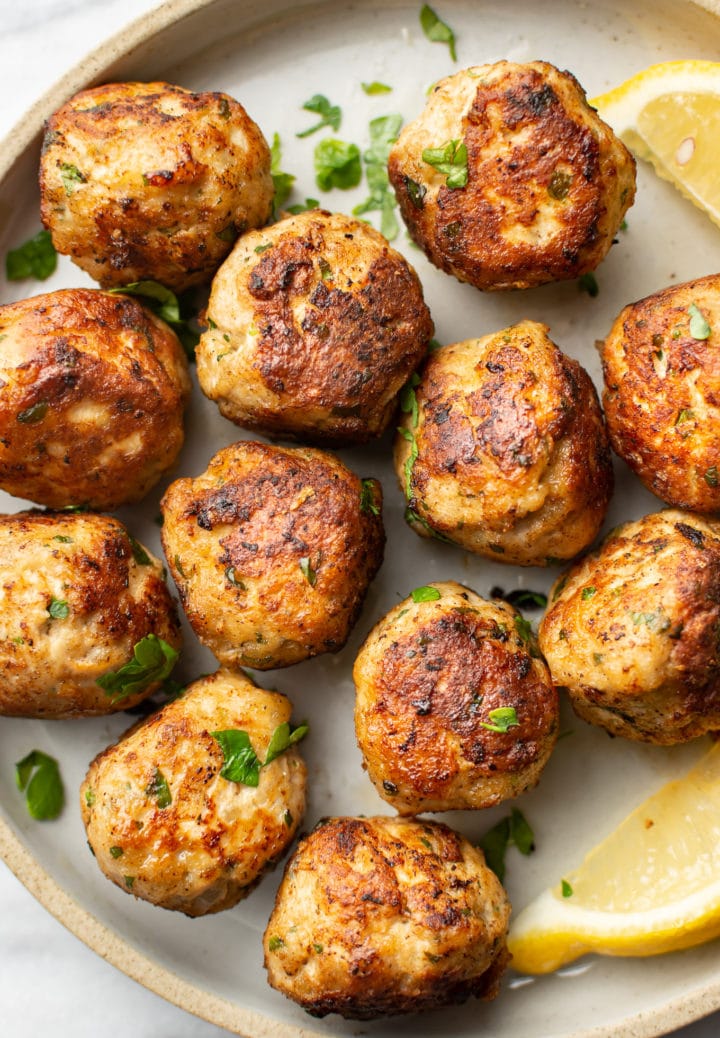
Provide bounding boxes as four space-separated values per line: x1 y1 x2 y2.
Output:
0 2 720 1036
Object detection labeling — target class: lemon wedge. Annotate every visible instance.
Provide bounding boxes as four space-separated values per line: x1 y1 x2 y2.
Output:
508 740 720 974
591 60 720 228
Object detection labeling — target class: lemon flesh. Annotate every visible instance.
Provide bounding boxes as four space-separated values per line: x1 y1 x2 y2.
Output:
508 741 720 975
592 60 720 228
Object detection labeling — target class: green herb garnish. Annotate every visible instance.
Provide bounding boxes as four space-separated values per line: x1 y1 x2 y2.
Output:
478 808 534 882
479 706 519 733
491 587 548 611
404 506 454 543
47 597 69 620
297 94 342 138
17 401 48 424
15 750 64 821
145 767 172 808
419 4 457 61
353 113 403 240
270 132 296 212
561 879 573 898
211 721 309 787
422 139 468 188
268 935 284 952
688 302 711 340
399 371 421 428
314 138 362 191
128 535 151 566
578 272 599 297
285 198 320 214
299 556 317 586
397 426 419 498
705 466 719 487
581 586 597 600
225 566 247 590
548 169 572 200
362 81 392 95
360 478 380 516
411 585 441 603
59 162 86 196
109 846 124 859
96 634 179 703
107 280 198 359
6 229 57 282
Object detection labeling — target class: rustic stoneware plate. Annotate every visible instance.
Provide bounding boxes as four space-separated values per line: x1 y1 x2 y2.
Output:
2 0 720 1034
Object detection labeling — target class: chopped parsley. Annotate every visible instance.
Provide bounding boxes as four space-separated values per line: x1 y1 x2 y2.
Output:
299 556 317 586
411 585 441 603
578 272 599 297
47 597 69 620
296 94 341 138
362 81 392 95
399 371 421 428
212 721 309 787
561 878 573 898
360 478 380 516
270 132 296 212
145 767 172 809
268 935 284 952
705 466 719 487
397 426 419 498
314 138 362 191
404 506 454 543
479 706 519 734
15 749 64 821
422 139 468 188
107 280 199 359
419 4 458 61
581 586 597 600
59 162 86 196
96 634 179 703
478 808 534 882
285 198 320 214
688 302 711 340
128 535 151 566
491 587 548 611
6 229 57 282
353 113 403 240
109 846 124 859
17 401 48 424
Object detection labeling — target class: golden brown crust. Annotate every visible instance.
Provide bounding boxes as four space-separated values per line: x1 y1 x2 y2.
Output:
539 509 720 743
388 61 635 290
0 510 182 717
161 441 384 668
602 273 720 512
81 668 307 915
0 288 190 510
353 581 558 812
394 320 613 565
196 210 433 445
40 81 273 291
263 815 510 1019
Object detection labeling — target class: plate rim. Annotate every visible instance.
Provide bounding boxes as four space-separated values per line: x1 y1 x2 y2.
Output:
2 0 720 1034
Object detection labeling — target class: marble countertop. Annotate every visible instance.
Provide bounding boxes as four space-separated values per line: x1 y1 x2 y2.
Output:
1 2 720 1036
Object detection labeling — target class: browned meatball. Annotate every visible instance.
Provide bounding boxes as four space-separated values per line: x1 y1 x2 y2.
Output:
0 510 182 718
353 581 558 812
264 815 510 1019
539 509 720 743
40 81 273 291
0 289 190 510
388 61 635 291
394 320 613 565
602 273 720 512
81 668 307 915
195 210 433 445
161 441 384 668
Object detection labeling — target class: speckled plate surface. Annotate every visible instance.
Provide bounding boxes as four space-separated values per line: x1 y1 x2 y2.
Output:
2 1 720 1035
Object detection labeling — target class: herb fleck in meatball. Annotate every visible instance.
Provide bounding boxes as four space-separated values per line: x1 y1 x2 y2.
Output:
0 289 190 510
196 210 433 445
264 815 510 1019
81 668 307 915
394 320 613 566
40 81 273 291
388 61 635 290
0 510 182 718
354 581 558 812
602 273 720 512
539 509 720 743
161 440 384 669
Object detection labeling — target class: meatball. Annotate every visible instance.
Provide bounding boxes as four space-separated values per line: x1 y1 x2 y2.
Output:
388 60 635 290
264 815 510 1019
0 289 190 510
0 510 182 718
394 320 613 566
161 440 384 668
354 581 558 813
195 210 433 445
81 668 307 915
538 509 720 743
602 274 720 512
40 81 273 291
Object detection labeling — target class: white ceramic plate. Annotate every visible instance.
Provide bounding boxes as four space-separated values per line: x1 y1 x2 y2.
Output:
2 1 720 1035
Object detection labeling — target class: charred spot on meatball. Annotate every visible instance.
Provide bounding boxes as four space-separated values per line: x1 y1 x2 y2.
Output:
264 815 510 1019
160 440 384 669
394 320 613 566
196 210 433 446
539 509 720 744
40 81 273 291
354 581 558 812
388 61 635 291
0 289 190 510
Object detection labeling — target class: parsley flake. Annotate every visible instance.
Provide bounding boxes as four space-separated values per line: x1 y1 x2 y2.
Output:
59 162 86 196
107 281 198 359
360 478 380 516
353 113 403 240
411 585 441 603
397 426 419 498
578 272 599 297
491 587 547 611
6 230 57 282
96 634 179 703
299 556 317 586
362 81 392 95
314 138 362 191
15 750 64 821
212 721 308 787
479 706 519 733
561 878 573 898
422 139 468 188
47 597 69 620
297 94 342 138
688 302 711 340
399 371 421 428
270 132 296 212
478 808 534 882
145 767 172 808
419 4 458 61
